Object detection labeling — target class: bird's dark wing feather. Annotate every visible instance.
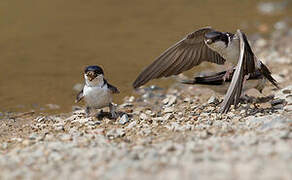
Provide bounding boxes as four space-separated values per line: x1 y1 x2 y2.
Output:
220 30 246 113
104 79 120 94
257 60 280 89
242 32 256 74
75 89 84 103
133 27 226 88
181 68 263 86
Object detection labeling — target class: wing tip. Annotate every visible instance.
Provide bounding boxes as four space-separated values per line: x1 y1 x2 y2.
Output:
132 79 142 89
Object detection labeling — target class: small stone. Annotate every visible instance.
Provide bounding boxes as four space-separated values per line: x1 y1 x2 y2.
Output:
270 99 286 106
145 110 155 116
45 134 55 141
11 137 23 142
54 123 65 131
183 97 191 102
119 103 133 108
273 104 284 110
128 96 135 103
208 96 219 104
139 113 148 120
284 105 292 111
140 128 151 136
163 107 174 113
162 95 177 106
126 121 137 129
22 139 32 146
36 116 46 123
149 85 162 91
60 134 72 141
87 120 101 126
153 113 174 123
2 142 8 149
119 114 129 125
106 128 125 139
29 133 38 140
72 118 91 124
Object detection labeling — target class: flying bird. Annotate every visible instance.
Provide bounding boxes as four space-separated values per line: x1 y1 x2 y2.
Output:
220 30 279 113
76 65 120 118
133 27 279 113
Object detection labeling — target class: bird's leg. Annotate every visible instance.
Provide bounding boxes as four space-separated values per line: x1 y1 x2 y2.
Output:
85 106 91 117
223 67 234 81
243 74 250 85
109 103 118 119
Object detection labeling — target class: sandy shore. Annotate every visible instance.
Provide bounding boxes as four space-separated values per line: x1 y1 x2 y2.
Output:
1 22 292 180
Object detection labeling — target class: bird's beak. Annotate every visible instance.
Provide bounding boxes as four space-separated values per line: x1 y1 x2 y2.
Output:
205 39 213 45
86 71 97 81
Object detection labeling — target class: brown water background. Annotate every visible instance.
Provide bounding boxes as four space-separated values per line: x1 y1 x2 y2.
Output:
0 0 291 113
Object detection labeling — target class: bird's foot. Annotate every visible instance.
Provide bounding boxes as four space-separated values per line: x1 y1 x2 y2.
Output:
85 107 91 118
243 74 250 84
239 94 254 104
109 103 118 119
223 69 233 81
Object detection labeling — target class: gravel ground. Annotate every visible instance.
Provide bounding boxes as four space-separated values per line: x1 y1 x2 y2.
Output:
1 21 292 180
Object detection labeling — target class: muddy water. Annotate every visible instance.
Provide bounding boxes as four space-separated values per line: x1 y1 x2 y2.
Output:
0 0 291 113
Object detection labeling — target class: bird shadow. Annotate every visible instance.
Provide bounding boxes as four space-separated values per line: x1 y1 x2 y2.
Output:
95 111 132 120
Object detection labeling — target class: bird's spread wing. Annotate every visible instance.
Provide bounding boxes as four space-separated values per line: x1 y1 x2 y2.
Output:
220 30 246 113
104 79 120 94
133 27 226 88
75 89 84 103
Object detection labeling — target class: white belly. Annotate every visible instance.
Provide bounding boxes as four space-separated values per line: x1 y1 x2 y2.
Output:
83 85 112 109
207 38 240 66
223 39 240 65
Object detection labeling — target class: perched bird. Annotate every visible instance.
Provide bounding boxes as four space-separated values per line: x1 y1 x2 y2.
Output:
133 27 279 113
180 68 267 95
75 65 120 118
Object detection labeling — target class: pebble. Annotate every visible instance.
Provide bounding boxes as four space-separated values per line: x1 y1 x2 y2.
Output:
162 95 177 106
36 116 46 123
119 114 129 125
126 121 137 129
29 133 38 140
283 105 292 111
54 123 65 131
270 99 286 106
2 142 8 149
22 140 32 146
163 107 175 113
128 96 135 103
207 96 219 104
106 128 125 139
60 134 72 141
139 113 148 120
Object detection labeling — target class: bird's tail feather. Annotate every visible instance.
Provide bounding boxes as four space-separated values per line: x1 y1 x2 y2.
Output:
258 61 280 89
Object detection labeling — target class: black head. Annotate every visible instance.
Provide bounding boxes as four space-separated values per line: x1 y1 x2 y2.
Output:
84 65 104 81
84 65 104 75
205 31 229 46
